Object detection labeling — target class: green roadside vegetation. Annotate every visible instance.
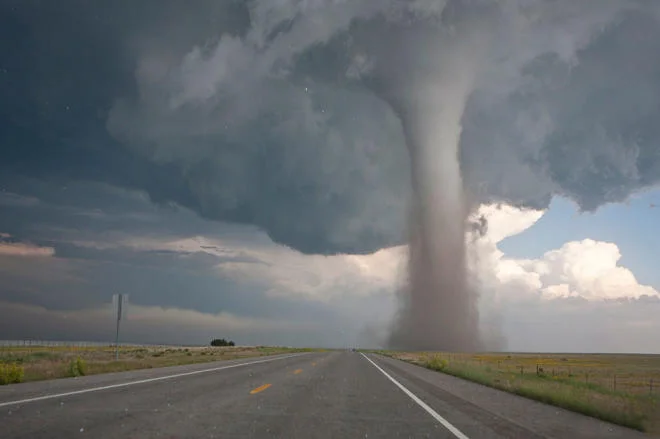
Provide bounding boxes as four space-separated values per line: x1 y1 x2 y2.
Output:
0 345 317 384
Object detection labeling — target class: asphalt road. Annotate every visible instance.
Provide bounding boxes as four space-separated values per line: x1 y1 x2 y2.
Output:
0 351 646 438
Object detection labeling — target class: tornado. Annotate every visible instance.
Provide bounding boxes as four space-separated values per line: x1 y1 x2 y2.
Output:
389 89 479 351
372 13 488 352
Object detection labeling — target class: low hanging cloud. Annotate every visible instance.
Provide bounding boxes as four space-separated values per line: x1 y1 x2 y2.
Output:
0 186 658 350
0 301 311 346
215 245 405 302
74 232 405 303
0 233 55 257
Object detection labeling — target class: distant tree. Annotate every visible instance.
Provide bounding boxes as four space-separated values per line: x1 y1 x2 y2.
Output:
210 338 235 347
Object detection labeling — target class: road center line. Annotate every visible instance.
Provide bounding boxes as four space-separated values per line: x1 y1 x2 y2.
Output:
293 369 303 374
360 353 470 439
250 383 272 394
0 353 306 409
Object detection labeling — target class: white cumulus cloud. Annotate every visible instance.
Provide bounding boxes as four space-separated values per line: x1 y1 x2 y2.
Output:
467 203 660 352
470 204 658 301
472 205 659 300
522 239 657 300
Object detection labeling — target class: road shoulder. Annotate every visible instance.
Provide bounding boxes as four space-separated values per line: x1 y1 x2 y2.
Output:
369 354 647 439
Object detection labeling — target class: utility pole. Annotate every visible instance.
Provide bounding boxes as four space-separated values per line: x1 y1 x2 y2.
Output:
112 294 128 360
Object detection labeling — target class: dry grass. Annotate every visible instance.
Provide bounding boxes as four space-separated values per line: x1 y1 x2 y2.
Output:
0 345 311 383
378 351 660 434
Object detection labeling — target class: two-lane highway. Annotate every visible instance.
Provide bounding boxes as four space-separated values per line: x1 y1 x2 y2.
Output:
0 351 647 438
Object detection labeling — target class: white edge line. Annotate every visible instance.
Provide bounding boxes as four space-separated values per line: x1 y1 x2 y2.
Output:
0 353 307 408
360 353 470 439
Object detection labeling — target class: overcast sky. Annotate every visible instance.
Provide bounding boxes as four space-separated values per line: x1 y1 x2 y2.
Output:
2 0 660 352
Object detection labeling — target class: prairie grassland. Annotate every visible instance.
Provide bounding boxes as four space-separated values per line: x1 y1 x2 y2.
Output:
0 345 311 384
382 351 660 434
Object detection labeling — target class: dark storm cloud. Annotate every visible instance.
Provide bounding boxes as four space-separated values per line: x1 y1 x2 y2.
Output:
0 0 410 255
0 178 264 247
3 0 660 256
460 4 660 211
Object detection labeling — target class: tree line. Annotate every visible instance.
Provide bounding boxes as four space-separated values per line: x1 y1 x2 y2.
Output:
210 338 235 347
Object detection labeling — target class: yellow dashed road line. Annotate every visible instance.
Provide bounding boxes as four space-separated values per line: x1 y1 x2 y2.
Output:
293 369 303 374
250 383 272 394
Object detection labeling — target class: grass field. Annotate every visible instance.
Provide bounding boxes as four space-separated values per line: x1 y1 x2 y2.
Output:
378 351 660 434
0 345 314 384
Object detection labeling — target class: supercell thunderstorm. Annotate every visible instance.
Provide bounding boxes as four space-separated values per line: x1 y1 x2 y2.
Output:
3 0 660 349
